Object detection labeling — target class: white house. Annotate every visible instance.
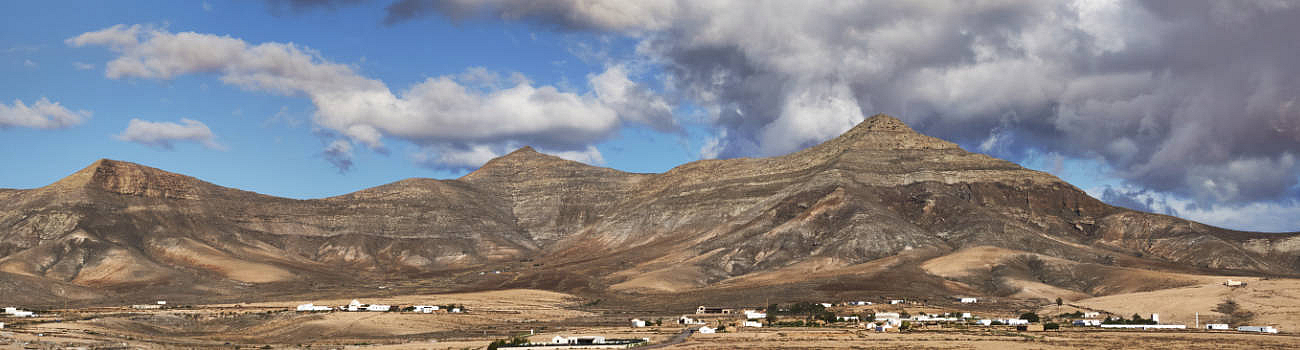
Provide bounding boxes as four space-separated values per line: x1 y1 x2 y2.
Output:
819 303 833 308
552 336 606 344
977 319 993 326
1206 323 1230 330
1225 280 1246 287
1150 313 1160 323
679 316 705 325
743 320 762 328
1003 319 1029 325
156 301 167 305
1082 312 1100 318
959 297 977 303
849 301 872 306
631 319 646 327
874 312 900 320
345 300 364 312
4 307 35 318
889 300 905 305
296 303 332 312
698 326 716 334
412 305 439 313
1100 324 1186 330
1237 326 1279 334
1073 320 1101 326
743 310 767 319
450 307 463 313
961 313 972 319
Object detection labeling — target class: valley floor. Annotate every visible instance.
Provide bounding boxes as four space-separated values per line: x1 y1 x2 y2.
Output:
3 279 1300 349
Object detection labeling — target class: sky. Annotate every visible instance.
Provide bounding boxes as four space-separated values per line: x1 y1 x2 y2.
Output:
1 0 1298 233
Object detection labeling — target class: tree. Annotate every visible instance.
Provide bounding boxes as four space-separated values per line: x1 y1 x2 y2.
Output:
1019 312 1040 323
1213 298 1255 326
1056 297 1064 315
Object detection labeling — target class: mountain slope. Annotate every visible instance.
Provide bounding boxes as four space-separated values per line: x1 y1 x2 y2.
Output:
2 114 1298 305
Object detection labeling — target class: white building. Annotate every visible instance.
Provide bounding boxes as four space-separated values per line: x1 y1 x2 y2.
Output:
977 319 993 326
1082 312 1100 318
631 319 646 327
889 300 905 305
450 307 463 313
4 307 35 318
698 326 716 334
1003 319 1029 325
1099 324 1186 330
744 320 762 328
345 300 364 312
961 313 972 319
1205 323 1230 330
296 303 332 312
1237 326 1279 334
366 304 391 312
819 303 833 308
412 305 439 313
552 336 606 344
679 316 705 325
1151 313 1160 323
849 301 872 306
743 310 767 319
959 297 978 303
1073 320 1101 326
1225 280 1246 287
874 312 900 319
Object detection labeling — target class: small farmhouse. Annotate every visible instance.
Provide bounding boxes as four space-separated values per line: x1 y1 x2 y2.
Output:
698 326 716 334
696 306 733 314
743 320 762 327
296 303 332 312
1206 323 1230 330
1237 325 1279 334
412 305 439 313
958 297 977 303
631 319 646 327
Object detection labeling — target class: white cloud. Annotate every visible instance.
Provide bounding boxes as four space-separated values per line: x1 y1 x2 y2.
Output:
70 25 674 170
115 118 224 150
72 62 95 70
0 98 90 129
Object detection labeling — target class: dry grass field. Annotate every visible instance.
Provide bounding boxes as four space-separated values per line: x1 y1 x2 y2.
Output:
6 282 1300 349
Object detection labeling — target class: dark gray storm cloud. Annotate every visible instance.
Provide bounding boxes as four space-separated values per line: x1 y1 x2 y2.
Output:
384 0 1300 211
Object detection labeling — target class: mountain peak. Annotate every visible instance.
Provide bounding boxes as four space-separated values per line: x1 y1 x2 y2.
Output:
48 159 207 199
809 113 957 152
856 113 914 133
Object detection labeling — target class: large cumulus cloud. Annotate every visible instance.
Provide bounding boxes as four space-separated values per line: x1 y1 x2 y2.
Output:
387 0 1300 212
68 24 676 171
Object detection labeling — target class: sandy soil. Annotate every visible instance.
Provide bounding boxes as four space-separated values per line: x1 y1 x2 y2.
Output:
669 328 1300 349
1066 277 1300 330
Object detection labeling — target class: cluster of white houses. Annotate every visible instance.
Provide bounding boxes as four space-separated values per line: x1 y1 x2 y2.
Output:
294 300 462 313
665 305 1284 334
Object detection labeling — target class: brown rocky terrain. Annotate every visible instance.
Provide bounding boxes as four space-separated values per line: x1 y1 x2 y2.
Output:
2 114 1298 306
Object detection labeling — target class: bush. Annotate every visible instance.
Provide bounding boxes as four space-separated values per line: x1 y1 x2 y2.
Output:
1044 323 1060 330
1019 312 1040 323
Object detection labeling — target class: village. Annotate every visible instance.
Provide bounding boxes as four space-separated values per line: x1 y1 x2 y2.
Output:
0 283 1291 349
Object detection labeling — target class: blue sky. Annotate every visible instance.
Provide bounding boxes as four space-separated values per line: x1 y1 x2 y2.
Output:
3 1 1299 232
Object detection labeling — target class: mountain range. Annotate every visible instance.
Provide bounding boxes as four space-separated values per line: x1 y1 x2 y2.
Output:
3 114 1298 306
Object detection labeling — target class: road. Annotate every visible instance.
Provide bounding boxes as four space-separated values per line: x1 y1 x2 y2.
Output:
637 326 696 349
